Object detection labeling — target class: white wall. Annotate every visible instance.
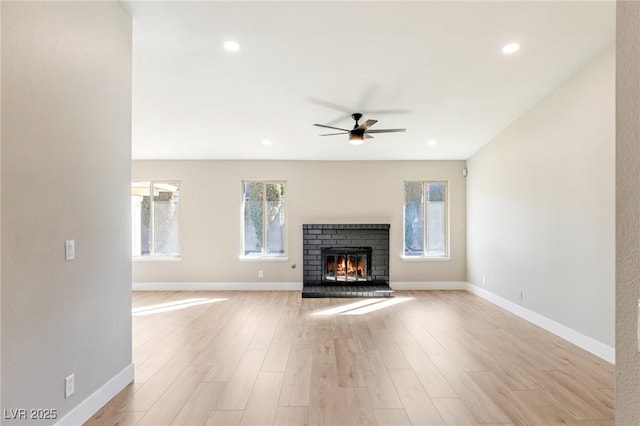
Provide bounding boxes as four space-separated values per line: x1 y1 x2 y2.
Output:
467 46 615 351
0 0 3 409
1 2 132 424
615 2 640 422
132 160 467 286
0 2 2 409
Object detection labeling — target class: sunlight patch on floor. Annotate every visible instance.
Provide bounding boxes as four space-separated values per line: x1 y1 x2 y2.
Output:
311 297 413 316
132 298 227 316
341 297 413 315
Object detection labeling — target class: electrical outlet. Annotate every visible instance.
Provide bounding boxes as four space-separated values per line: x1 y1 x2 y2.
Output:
520 290 524 300
258 270 264 278
65 240 75 261
482 275 486 284
65 374 75 399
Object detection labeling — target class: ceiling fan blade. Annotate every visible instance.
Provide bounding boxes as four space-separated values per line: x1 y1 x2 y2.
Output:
309 97 354 114
313 123 351 132
364 108 412 115
357 119 378 131
365 128 406 134
325 109 411 125
323 114 351 126
365 134 374 139
319 132 349 136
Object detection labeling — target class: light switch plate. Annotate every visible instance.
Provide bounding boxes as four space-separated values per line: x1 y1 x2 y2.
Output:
65 374 75 398
65 240 75 261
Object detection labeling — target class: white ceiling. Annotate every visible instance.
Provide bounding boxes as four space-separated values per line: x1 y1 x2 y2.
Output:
125 1 615 161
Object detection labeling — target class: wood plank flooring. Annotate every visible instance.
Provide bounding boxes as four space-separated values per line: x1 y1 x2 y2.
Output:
85 291 614 426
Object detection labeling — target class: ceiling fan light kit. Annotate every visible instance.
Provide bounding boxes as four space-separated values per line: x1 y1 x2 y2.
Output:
313 112 406 145
349 134 366 145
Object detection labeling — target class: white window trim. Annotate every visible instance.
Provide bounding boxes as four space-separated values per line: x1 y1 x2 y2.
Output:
402 180 450 259
133 256 182 262
401 255 451 262
241 180 288 259
238 256 289 262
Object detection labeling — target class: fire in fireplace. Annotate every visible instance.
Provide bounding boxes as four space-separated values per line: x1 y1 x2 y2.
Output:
322 247 372 283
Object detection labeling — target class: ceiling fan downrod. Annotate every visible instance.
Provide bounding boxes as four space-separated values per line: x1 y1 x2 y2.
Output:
351 113 363 128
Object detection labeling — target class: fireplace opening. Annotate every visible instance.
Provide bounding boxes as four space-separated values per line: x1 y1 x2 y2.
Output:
322 247 372 283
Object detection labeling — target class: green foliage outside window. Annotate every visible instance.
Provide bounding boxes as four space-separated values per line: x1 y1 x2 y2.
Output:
404 182 423 253
403 181 447 257
246 182 265 249
244 181 285 255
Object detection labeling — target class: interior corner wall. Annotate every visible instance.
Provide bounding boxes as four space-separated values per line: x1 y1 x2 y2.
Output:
615 2 640 422
1 2 132 424
132 160 466 286
466 45 615 350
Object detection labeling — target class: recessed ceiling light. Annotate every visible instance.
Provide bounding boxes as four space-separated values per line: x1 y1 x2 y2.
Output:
262 139 272 146
223 40 240 52
502 42 520 54
427 139 438 146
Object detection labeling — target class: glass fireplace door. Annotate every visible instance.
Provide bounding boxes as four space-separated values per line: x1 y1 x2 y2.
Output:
323 249 370 283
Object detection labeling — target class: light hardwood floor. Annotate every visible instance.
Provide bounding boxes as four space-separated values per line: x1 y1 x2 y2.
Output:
86 291 614 426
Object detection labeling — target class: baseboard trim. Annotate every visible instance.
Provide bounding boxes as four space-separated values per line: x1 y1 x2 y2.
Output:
465 282 615 364
391 281 467 290
132 281 467 292
56 363 134 426
132 282 303 291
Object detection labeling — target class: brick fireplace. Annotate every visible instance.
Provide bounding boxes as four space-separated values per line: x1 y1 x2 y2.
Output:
302 224 393 298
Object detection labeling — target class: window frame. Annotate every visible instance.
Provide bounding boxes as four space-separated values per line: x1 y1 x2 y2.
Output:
131 180 182 260
240 180 288 260
402 180 450 260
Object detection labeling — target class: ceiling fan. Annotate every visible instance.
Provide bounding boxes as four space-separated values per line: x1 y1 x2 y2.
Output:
313 113 406 145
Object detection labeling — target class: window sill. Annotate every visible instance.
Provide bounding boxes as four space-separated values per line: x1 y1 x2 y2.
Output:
133 256 182 262
401 256 451 262
239 256 289 262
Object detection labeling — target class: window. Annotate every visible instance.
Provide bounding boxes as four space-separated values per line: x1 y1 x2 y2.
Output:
131 182 180 258
242 181 286 257
404 181 448 257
